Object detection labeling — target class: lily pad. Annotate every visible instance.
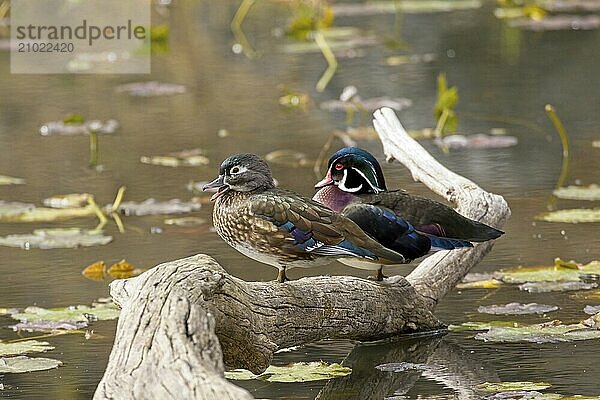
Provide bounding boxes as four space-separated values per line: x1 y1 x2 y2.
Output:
519 281 597 293
584 305 600 315
0 175 25 185
320 96 412 112
449 321 522 332
116 81 186 97
0 340 55 357
42 193 91 208
553 185 600 201
478 381 551 392
498 259 600 284
140 148 209 167
0 200 95 223
9 321 88 332
434 134 518 149
473 320 600 343
225 361 351 382
265 150 312 168
39 119 118 136
106 199 201 216
508 15 600 31
457 278 504 289
0 228 112 249
164 217 206 227
107 260 143 279
478 303 558 315
0 356 62 373
537 208 600 223
81 261 107 281
11 301 119 323
332 0 482 16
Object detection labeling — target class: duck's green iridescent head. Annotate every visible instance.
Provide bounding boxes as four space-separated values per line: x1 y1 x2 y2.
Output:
315 147 386 194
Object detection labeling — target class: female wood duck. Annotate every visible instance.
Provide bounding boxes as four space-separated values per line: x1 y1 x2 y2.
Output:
313 147 504 242
203 153 473 282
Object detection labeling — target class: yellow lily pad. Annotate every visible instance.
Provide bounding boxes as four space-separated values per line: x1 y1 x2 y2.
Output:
553 185 600 201
498 259 600 284
0 201 95 223
457 278 503 289
0 175 25 185
81 261 107 281
536 208 600 223
107 260 143 279
226 361 351 382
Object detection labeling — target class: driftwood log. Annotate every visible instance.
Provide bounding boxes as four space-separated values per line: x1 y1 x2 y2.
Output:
94 107 510 400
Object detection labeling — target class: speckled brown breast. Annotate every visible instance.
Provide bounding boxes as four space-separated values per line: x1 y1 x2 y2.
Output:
212 191 317 267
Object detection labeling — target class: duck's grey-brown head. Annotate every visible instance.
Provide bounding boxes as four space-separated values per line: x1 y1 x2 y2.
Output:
203 153 275 200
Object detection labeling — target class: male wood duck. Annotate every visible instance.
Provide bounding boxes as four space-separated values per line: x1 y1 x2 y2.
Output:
313 147 504 242
203 153 473 282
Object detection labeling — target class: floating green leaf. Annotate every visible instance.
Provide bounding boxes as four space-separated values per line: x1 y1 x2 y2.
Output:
0 228 112 249
11 302 120 323
478 381 551 392
0 340 55 357
0 175 25 185
498 260 600 284
0 356 62 373
553 185 600 201
226 361 351 382
537 208 600 223
474 321 600 343
434 73 459 134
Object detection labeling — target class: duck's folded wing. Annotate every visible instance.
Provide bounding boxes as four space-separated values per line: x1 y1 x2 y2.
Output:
249 192 403 261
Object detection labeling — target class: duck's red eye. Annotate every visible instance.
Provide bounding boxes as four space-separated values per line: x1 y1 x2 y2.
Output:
334 163 344 171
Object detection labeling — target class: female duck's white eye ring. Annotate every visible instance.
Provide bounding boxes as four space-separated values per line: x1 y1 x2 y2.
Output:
230 165 246 175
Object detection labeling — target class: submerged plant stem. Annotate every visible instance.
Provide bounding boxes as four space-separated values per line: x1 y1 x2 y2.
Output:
89 130 98 168
545 104 571 210
231 0 257 58
314 31 338 92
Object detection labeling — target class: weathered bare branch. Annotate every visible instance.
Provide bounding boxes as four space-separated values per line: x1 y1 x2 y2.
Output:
373 107 511 306
95 108 510 400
